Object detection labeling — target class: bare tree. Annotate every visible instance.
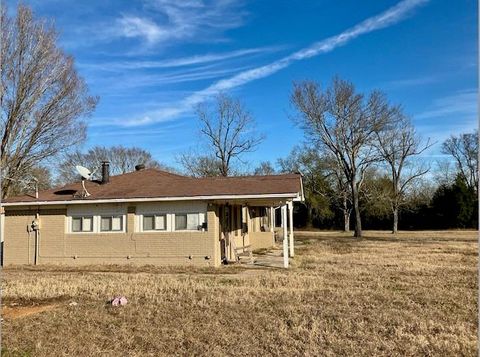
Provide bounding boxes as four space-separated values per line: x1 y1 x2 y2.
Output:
441 130 478 193
177 153 223 178
188 93 264 177
323 156 352 232
291 78 395 237
282 147 352 231
0 5 97 198
374 114 431 233
432 158 456 187
57 146 170 184
253 161 276 175
278 146 333 228
6 165 51 197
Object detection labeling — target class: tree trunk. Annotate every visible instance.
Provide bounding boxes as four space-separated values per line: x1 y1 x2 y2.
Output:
392 207 398 234
344 210 350 232
306 204 313 228
351 183 362 238
2 182 12 200
342 194 350 232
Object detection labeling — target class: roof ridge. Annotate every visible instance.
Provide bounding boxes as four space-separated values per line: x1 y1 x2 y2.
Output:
196 172 300 180
109 167 186 179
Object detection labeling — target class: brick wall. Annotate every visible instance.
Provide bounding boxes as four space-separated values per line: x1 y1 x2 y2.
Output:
3 202 221 267
249 231 275 250
4 209 37 265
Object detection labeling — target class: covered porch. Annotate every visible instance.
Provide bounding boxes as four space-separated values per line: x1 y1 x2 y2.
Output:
214 198 296 268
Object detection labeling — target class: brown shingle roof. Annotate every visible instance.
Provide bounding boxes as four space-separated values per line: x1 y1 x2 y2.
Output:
4 169 303 204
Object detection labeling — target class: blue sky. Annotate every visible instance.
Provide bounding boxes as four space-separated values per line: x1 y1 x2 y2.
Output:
11 0 478 170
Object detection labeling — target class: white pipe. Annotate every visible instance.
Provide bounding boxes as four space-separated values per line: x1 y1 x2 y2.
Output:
34 212 39 265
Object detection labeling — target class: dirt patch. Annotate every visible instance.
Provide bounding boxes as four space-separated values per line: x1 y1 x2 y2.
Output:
2 304 59 320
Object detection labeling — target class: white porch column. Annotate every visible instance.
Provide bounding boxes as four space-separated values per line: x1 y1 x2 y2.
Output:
281 204 289 268
269 207 274 232
288 201 294 257
269 207 275 246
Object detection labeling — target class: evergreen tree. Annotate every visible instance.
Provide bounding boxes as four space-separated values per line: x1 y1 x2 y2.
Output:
431 175 478 228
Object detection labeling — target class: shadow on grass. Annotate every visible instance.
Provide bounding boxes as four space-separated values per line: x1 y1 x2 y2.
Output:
295 231 477 245
2 264 249 275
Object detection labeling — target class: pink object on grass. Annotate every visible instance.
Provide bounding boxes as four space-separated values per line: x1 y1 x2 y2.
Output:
110 296 127 306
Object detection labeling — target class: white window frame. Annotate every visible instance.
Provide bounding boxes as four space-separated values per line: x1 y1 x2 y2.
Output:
67 215 126 234
70 216 94 233
100 215 125 233
173 212 206 232
142 214 167 232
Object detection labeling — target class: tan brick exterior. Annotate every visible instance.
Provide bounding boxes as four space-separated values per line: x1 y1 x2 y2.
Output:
247 207 275 251
2 200 279 267
3 203 221 267
249 232 275 250
4 209 37 265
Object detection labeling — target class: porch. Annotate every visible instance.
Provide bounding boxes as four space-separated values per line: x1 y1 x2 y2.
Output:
215 199 295 268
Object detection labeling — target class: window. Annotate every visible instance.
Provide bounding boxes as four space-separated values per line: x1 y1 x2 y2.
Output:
100 216 123 232
175 213 205 231
143 214 166 231
175 214 187 230
71 216 93 232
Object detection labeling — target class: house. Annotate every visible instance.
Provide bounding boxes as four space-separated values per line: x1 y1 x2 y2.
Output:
0 162 304 268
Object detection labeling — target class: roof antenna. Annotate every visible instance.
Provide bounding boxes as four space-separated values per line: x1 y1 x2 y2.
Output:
75 165 93 198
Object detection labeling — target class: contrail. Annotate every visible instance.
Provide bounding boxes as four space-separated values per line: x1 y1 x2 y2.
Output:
122 0 429 126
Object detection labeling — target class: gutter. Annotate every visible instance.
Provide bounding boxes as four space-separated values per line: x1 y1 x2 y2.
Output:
3 193 302 207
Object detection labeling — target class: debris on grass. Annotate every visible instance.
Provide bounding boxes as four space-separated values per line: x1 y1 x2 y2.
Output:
109 296 127 306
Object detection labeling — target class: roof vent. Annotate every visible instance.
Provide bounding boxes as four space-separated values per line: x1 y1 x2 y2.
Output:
135 164 145 171
101 161 110 184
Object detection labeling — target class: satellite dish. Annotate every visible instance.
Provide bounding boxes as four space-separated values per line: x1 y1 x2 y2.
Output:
75 165 93 180
75 165 92 198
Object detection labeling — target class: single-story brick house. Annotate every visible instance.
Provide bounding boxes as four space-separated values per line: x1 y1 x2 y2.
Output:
1 162 303 267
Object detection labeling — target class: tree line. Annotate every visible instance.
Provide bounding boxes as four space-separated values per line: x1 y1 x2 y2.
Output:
1 4 477 236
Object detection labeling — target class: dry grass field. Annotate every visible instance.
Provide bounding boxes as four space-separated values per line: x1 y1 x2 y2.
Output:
1 230 477 356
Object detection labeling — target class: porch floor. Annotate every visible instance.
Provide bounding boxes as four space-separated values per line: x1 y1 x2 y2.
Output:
246 246 288 269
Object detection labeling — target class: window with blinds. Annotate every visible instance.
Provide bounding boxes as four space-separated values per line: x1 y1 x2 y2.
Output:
100 216 123 232
143 214 166 231
71 216 93 232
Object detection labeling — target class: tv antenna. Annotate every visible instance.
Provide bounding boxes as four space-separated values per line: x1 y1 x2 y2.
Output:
75 165 93 198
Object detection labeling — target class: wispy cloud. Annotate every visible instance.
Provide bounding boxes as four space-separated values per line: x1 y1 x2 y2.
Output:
114 0 246 45
89 123 186 138
79 47 280 71
383 75 440 89
118 16 165 44
414 89 477 144
101 63 254 91
112 0 429 126
415 89 477 120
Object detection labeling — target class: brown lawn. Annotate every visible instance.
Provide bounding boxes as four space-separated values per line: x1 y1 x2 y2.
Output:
1 230 477 356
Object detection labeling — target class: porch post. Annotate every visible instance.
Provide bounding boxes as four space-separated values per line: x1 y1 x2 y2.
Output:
269 206 275 246
281 204 289 268
243 205 249 251
288 201 294 257
269 207 274 232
